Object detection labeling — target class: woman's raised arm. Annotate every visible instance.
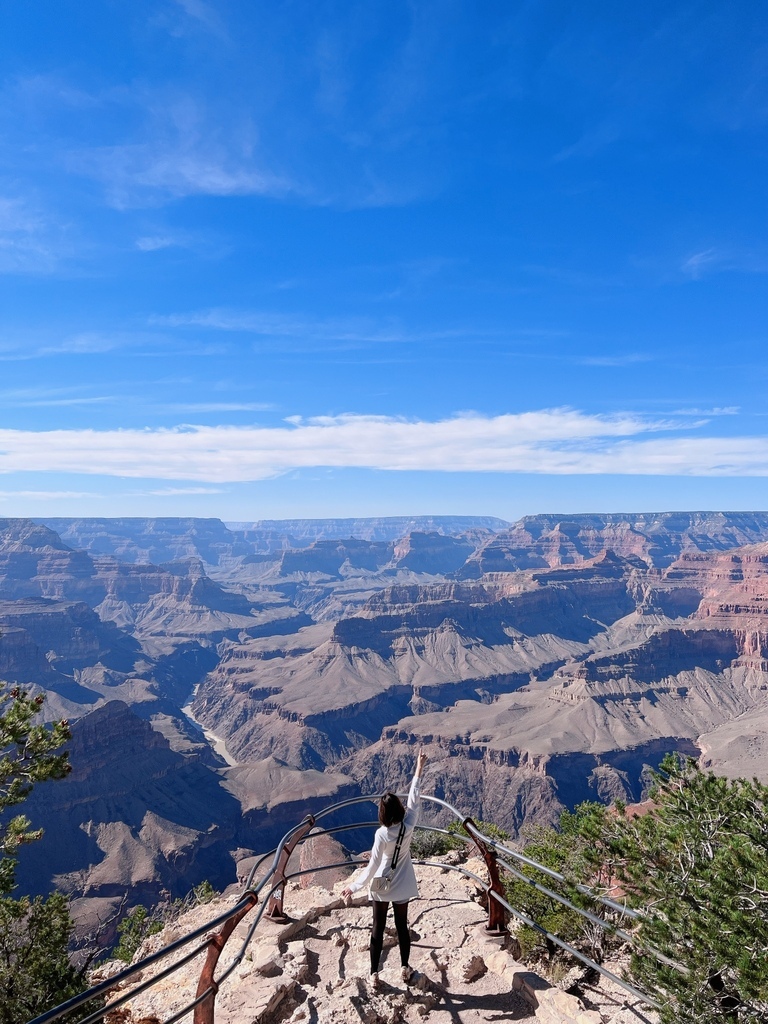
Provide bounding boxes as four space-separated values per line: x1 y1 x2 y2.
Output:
407 747 428 809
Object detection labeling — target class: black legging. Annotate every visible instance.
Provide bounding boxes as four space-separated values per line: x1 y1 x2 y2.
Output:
370 900 411 974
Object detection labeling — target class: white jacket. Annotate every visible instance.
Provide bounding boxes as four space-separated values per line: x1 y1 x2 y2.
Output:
349 774 422 902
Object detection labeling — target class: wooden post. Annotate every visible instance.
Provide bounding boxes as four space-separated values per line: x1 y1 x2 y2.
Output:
265 815 316 920
194 813 316 1022
193 892 258 1024
463 816 507 933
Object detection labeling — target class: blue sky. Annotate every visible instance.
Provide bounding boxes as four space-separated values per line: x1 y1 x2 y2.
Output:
1 0 767 521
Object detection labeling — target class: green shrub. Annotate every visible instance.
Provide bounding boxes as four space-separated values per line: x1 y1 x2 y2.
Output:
191 879 216 904
593 756 768 1023
0 891 97 1024
501 802 616 965
113 905 164 963
0 682 93 1023
113 880 220 963
410 828 459 858
447 817 511 846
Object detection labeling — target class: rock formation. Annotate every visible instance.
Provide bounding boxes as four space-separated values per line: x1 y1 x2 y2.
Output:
227 515 510 549
461 510 768 575
42 515 509 562
15 700 241 940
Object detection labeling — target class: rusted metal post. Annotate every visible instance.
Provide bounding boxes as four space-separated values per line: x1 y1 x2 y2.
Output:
193 892 259 1024
265 814 316 920
463 816 507 933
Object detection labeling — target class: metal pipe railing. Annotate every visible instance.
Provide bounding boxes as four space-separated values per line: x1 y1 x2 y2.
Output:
74 941 211 1024
420 793 641 920
25 896 255 1024
27 792 665 1024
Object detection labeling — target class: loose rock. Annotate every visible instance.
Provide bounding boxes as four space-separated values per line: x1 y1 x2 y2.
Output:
458 954 487 983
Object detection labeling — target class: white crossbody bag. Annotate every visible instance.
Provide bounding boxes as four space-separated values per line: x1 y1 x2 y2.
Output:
370 821 406 895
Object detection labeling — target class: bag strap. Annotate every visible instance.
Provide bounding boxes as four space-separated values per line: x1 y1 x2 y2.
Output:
390 821 406 871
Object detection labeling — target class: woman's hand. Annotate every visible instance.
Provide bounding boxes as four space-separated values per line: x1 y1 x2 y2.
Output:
416 747 428 776
341 887 352 899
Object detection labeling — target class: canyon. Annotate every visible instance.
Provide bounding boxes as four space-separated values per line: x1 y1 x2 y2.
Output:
4 511 768 941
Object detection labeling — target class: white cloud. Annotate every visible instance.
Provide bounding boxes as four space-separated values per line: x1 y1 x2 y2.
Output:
152 308 479 346
0 195 69 273
671 406 740 416
69 97 288 208
142 486 224 495
0 385 116 407
579 353 653 368
0 409 765 482
681 248 768 280
173 0 220 27
136 235 176 251
165 0 229 39
0 196 44 237
0 329 228 361
77 142 284 207
0 490 101 500
0 332 133 360
165 402 274 413
681 248 721 279
47 332 124 354
4 396 115 408
136 231 223 255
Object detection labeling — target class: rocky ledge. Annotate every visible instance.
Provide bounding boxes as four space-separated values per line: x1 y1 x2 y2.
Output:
105 853 656 1024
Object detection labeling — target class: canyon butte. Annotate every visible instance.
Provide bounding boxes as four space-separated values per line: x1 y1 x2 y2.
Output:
4 510 768 942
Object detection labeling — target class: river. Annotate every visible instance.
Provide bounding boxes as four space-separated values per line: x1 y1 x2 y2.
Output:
181 695 239 767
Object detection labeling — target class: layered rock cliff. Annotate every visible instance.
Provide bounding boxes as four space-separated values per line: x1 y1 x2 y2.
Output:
15 701 241 933
227 515 510 549
41 517 250 566
461 511 768 575
193 542 768 837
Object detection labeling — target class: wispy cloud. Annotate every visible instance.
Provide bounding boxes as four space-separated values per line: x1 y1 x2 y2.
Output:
134 229 227 257
4 396 115 408
171 0 227 38
0 328 230 361
0 332 142 361
0 490 101 500
136 235 177 251
151 307 502 348
68 96 289 208
681 247 768 280
47 333 125 355
0 385 116 407
681 248 721 280
0 194 71 274
579 353 653 368
0 334 123 361
671 406 740 416
378 256 460 300
165 402 274 413
154 308 411 343
0 409 764 483
553 121 622 163
141 486 224 495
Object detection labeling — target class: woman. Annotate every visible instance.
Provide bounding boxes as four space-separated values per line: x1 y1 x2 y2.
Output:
342 748 428 988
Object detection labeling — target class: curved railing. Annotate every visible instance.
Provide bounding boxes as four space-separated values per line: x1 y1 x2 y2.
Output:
27 793 663 1024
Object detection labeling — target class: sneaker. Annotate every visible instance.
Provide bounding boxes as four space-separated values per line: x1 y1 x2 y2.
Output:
401 965 413 984
370 972 382 992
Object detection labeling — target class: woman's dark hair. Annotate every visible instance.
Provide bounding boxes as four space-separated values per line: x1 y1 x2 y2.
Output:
379 792 405 827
